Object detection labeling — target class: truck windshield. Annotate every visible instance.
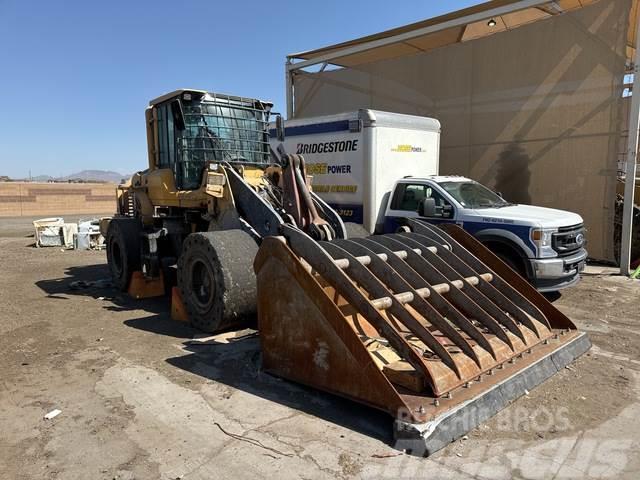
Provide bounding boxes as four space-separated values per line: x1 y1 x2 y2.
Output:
439 181 513 209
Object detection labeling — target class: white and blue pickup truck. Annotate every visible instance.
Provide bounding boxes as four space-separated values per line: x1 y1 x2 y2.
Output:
271 109 587 291
383 176 587 291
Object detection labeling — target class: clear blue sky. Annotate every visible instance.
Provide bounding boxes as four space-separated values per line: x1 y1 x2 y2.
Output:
0 0 477 178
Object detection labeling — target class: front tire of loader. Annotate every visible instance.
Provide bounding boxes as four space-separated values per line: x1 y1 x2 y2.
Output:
177 230 258 333
106 218 142 291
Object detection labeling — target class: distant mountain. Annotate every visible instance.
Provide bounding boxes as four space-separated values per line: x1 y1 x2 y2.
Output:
59 170 130 184
7 170 131 183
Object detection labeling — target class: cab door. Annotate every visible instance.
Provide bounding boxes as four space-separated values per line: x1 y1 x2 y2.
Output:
383 181 457 232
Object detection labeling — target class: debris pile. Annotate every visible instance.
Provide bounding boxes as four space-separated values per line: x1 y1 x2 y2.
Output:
33 217 107 250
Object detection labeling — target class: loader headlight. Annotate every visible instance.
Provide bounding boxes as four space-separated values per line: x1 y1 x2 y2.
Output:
207 172 226 186
531 228 557 256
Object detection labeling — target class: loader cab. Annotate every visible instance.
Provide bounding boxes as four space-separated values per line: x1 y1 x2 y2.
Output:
147 89 273 191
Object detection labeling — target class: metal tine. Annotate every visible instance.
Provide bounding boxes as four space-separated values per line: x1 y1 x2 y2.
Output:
395 232 537 343
281 225 440 383
406 221 453 251
372 235 516 354
320 241 463 380
408 219 548 325
331 238 483 369
407 220 551 330
331 247 430 270
402 231 544 339
341 238 497 362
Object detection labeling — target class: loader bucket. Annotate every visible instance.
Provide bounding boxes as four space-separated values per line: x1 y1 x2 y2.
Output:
254 220 590 456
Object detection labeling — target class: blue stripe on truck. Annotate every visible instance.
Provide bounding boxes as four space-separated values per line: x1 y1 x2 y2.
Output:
269 120 351 138
384 216 537 256
462 220 536 256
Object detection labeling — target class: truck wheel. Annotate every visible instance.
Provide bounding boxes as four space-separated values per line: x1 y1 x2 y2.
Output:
344 222 369 239
177 230 258 333
495 251 526 279
106 218 142 291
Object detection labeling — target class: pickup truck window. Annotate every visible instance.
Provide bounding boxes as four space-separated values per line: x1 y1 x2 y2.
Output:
439 181 512 209
391 183 451 217
396 184 428 211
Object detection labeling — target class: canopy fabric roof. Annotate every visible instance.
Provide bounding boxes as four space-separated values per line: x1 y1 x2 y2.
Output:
289 0 638 68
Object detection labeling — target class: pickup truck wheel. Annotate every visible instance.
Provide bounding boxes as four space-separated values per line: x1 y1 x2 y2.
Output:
495 251 526 279
177 230 258 333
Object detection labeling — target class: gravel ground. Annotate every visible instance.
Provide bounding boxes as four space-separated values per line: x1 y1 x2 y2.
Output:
1 216 639 479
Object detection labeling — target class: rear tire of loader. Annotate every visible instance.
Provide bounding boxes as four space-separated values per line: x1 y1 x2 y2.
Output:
106 218 142 291
177 230 258 333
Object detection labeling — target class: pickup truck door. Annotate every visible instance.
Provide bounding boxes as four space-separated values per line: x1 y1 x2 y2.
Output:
384 181 457 232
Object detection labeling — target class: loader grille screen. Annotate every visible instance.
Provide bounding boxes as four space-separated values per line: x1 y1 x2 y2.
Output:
176 95 270 189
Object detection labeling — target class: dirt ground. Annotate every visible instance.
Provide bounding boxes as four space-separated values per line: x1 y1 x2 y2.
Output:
1 215 639 479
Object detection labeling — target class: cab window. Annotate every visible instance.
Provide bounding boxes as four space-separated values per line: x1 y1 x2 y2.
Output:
396 184 428 211
391 183 453 218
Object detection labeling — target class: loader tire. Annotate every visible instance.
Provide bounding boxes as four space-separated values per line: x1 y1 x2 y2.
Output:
177 230 258 333
106 217 142 291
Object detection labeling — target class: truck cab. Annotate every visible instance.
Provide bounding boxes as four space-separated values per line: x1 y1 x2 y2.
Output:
384 176 588 292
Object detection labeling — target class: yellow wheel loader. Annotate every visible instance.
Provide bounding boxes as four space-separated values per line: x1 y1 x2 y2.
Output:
106 89 590 455
107 89 346 331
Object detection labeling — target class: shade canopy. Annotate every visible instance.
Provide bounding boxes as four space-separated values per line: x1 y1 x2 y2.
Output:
289 0 637 69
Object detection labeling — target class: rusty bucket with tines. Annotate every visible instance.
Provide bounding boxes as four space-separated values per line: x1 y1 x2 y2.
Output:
254 220 590 456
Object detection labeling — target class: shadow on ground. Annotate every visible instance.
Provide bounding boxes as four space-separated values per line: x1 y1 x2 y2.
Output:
35 264 197 339
167 335 394 445
37 264 393 443
542 291 562 302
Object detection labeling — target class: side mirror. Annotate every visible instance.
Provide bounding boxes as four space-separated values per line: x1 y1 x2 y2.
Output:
171 99 185 130
419 197 436 217
495 191 503 198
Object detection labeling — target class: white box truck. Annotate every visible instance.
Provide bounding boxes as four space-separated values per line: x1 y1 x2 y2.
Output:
272 110 587 292
271 109 441 232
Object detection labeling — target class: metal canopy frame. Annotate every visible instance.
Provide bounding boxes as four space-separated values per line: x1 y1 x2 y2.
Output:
621 8 640 275
284 0 639 274
286 0 554 117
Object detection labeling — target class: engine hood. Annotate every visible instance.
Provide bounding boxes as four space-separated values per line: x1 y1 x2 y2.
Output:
471 204 583 229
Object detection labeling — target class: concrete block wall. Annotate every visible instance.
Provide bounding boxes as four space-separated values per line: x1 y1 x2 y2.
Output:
0 182 117 217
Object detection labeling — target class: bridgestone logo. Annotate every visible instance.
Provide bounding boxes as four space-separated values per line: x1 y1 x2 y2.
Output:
296 140 359 154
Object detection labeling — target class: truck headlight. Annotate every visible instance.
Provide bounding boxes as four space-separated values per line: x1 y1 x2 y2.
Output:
531 228 557 256
531 228 553 247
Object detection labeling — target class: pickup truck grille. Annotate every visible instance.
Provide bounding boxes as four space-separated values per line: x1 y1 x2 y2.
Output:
552 223 585 256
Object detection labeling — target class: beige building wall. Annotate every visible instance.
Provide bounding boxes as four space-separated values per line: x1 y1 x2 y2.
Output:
0 182 117 217
293 0 630 261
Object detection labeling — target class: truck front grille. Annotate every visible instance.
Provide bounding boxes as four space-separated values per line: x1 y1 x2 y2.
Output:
552 223 585 256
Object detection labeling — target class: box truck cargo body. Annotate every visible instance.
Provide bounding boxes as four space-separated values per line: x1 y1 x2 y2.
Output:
270 110 440 232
